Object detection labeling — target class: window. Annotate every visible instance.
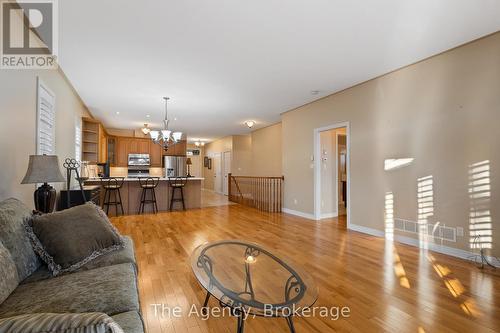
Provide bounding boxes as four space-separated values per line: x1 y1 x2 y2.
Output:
36 78 56 155
75 116 82 161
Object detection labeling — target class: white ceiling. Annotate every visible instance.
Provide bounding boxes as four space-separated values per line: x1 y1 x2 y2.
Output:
58 0 500 142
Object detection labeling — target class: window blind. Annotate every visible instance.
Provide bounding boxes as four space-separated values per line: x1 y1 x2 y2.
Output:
36 79 56 155
75 116 82 161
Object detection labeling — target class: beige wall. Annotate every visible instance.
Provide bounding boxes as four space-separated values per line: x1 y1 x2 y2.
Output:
203 136 232 190
282 32 500 256
232 135 252 176
202 125 283 190
0 69 91 207
251 123 282 177
187 144 204 188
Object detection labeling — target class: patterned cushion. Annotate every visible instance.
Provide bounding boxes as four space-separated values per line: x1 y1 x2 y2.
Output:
0 312 124 333
0 198 41 281
25 202 124 276
0 263 139 318
0 242 19 304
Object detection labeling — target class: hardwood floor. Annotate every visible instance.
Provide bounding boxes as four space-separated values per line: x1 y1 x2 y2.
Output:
200 189 234 208
111 205 500 333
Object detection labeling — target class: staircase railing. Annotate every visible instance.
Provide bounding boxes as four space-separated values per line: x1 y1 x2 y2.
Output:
228 174 284 212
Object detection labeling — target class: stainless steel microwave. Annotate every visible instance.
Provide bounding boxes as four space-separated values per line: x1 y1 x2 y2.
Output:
128 154 150 166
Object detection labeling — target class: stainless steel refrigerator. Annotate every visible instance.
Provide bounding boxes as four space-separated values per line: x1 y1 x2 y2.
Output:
164 156 187 177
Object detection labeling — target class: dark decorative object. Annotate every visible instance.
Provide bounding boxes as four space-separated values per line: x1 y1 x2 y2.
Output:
186 157 193 177
62 158 87 209
59 185 101 210
208 158 212 170
96 161 110 178
21 155 65 214
204 156 209 167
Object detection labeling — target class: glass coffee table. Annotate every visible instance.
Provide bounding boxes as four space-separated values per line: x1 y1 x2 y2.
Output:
191 240 318 333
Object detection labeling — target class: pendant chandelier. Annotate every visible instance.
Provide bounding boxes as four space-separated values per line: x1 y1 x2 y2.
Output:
149 97 182 150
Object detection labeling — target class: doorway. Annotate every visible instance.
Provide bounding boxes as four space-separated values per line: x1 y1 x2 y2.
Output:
314 122 350 226
337 133 347 217
222 151 231 195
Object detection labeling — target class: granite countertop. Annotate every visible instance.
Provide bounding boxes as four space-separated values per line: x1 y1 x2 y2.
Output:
85 177 204 181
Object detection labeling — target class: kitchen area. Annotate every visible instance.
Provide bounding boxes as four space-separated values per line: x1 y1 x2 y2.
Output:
79 117 204 215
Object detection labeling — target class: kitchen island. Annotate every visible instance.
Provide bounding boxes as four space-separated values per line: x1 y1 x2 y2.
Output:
84 177 204 216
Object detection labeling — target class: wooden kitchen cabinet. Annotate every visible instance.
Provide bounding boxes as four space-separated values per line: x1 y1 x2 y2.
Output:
98 124 107 163
150 141 163 167
164 140 187 156
116 137 130 167
107 137 116 166
128 140 138 154
137 139 150 155
115 137 152 167
175 140 187 156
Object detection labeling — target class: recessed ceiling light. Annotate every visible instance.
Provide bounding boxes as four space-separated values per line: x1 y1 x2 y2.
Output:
174 117 177 121
115 111 120 115
244 120 255 129
146 114 150 118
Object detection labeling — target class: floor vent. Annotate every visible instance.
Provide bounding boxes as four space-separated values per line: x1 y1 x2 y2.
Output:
394 218 456 242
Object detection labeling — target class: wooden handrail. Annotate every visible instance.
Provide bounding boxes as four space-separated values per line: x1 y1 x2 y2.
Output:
229 175 285 179
228 174 284 213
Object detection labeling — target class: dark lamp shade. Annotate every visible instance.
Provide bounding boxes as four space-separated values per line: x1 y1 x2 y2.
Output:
186 158 192 165
21 155 65 184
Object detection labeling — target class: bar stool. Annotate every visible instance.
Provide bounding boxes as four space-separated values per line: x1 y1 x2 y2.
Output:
101 177 125 216
168 176 188 211
138 177 160 214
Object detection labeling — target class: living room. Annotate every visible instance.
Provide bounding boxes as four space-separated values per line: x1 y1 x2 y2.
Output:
0 1 499 332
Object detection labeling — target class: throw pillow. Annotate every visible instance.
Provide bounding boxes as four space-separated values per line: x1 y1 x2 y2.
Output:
25 202 124 276
0 241 19 304
0 312 124 333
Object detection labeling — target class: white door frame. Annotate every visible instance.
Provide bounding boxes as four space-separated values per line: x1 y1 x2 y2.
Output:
213 152 223 194
314 121 351 227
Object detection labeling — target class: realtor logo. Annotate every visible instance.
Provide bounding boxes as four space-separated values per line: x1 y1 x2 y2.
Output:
1 0 58 69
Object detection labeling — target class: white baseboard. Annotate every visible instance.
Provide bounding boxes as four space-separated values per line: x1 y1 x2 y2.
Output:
348 223 499 267
321 212 338 219
348 223 385 237
282 208 315 220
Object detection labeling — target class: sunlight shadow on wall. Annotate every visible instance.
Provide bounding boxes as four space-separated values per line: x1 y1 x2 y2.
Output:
468 161 492 250
384 158 414 171
417 175 434 249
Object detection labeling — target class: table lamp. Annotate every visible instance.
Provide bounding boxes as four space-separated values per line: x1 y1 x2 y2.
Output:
21 155 65 213
186 157 192 177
